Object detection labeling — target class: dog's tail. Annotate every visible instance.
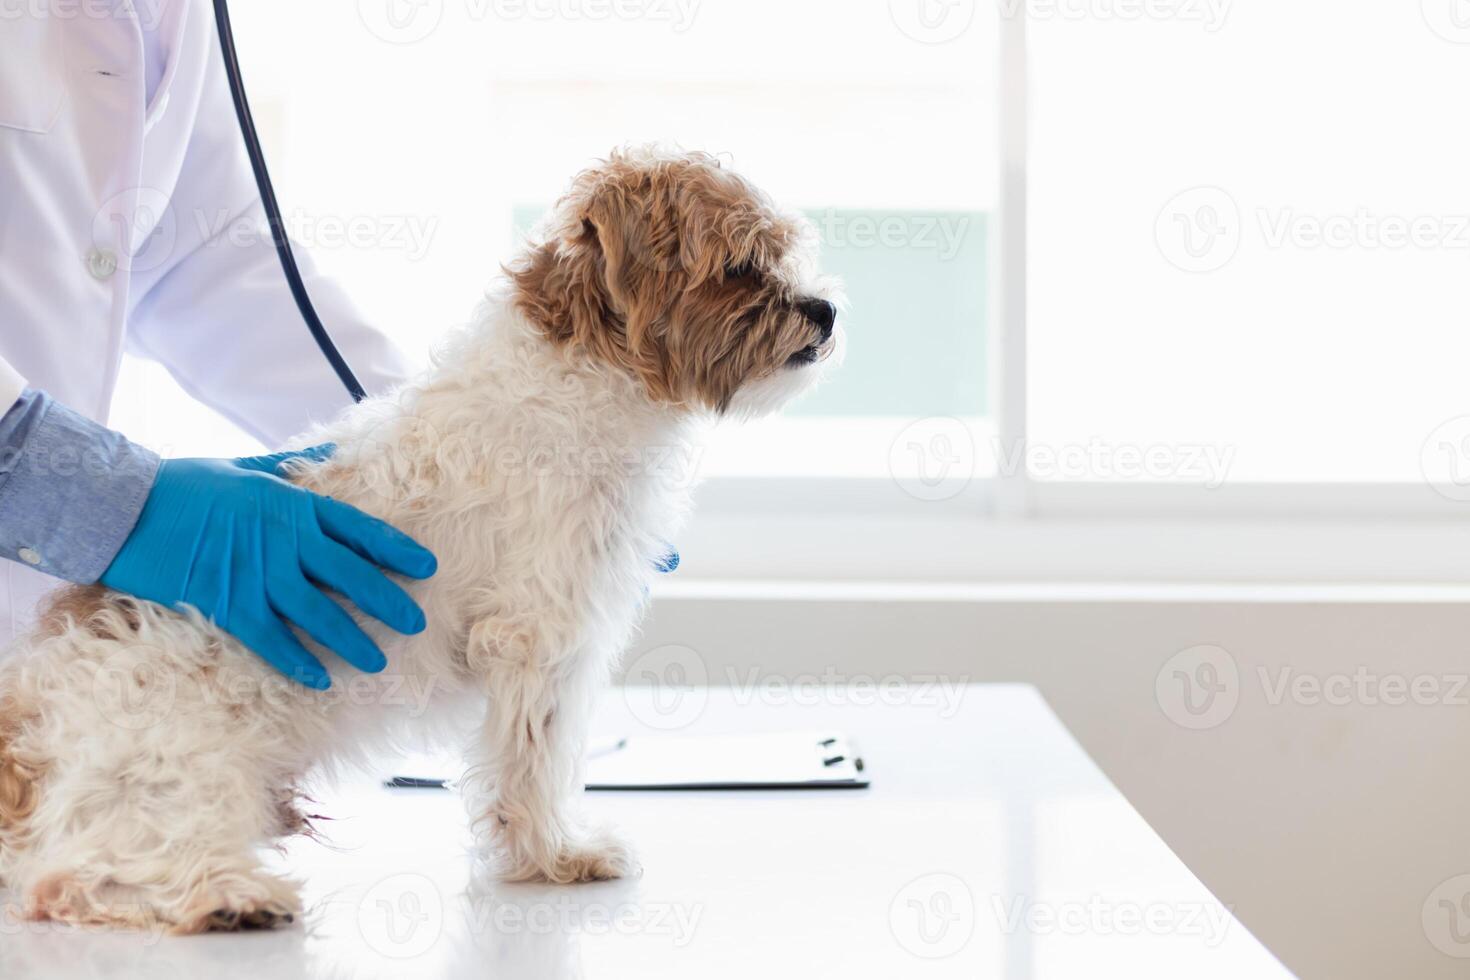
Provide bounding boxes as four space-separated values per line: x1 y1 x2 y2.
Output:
1 586 129 866
0 692 42 860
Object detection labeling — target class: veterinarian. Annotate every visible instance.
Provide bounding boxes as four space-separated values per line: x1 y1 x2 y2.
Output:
0 3 440 689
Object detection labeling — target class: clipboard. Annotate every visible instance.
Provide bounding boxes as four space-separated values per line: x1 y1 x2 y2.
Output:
585 731 869 791
385 732 869 792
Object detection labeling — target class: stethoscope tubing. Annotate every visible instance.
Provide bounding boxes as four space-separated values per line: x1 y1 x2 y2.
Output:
211 0 368 404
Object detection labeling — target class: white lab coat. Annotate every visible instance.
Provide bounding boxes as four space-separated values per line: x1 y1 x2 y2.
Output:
0 2 410 640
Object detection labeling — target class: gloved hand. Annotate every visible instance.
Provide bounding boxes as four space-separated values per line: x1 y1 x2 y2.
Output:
100 447 437 690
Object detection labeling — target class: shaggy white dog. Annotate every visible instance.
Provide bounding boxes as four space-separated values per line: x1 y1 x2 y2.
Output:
0 147 841 932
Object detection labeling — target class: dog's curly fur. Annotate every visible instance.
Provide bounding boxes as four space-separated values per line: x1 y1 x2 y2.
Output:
0 148 841 933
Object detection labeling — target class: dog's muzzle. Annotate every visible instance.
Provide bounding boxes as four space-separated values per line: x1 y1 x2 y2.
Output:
789 298 837 365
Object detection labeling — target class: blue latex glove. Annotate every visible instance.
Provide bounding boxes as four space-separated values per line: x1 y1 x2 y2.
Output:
100 447 437 690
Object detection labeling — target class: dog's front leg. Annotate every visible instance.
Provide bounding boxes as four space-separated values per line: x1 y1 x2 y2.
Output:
464 632 637 883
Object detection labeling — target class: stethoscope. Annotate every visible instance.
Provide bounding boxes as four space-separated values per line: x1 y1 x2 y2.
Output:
211 0 367 403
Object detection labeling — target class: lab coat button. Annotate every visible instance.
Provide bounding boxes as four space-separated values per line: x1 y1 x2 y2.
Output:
87 248 118 280
17 548 41 567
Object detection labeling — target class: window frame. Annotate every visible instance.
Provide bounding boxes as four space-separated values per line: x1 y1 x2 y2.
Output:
683 7 1470 585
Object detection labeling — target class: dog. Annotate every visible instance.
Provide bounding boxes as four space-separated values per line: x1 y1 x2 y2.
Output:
0 147 841 933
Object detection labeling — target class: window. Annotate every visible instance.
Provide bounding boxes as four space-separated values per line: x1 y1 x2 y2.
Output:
111 2 1470 582
114 0 998 482
1029 4 1470 487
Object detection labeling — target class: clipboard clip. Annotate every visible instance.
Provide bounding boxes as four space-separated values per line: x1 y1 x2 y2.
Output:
819 736 865 772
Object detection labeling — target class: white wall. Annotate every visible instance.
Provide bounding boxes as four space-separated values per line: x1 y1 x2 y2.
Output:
629 584 1470 980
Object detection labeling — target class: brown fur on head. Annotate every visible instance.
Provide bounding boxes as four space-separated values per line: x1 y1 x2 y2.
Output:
508 147 839 414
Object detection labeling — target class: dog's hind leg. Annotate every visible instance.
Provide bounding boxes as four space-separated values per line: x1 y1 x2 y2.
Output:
16 748 305 934
2 596 310 933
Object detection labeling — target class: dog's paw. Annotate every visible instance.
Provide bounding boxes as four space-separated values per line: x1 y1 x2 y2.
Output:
26 869 301 934
174 871 303 935
548 832 640 883
493 827 641 884
201 900 298 932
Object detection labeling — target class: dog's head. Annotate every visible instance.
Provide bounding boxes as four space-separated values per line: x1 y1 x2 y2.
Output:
509 147 841 416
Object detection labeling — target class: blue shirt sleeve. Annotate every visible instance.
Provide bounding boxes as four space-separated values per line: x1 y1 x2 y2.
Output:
0 390 161 583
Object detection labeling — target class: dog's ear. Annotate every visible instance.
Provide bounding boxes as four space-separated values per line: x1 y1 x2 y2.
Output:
579 184 673 357
507 172 682 405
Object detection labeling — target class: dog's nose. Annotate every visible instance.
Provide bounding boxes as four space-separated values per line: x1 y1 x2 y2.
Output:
799 298 837 340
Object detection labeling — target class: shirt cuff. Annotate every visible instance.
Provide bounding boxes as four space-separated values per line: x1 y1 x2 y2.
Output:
0 391 161 583
0 358 25 413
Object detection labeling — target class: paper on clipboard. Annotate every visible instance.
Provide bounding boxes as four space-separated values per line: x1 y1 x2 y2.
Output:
383 732 869 791
584 731 869 790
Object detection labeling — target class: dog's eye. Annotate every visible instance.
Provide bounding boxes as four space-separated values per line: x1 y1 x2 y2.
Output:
724 262 756 281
